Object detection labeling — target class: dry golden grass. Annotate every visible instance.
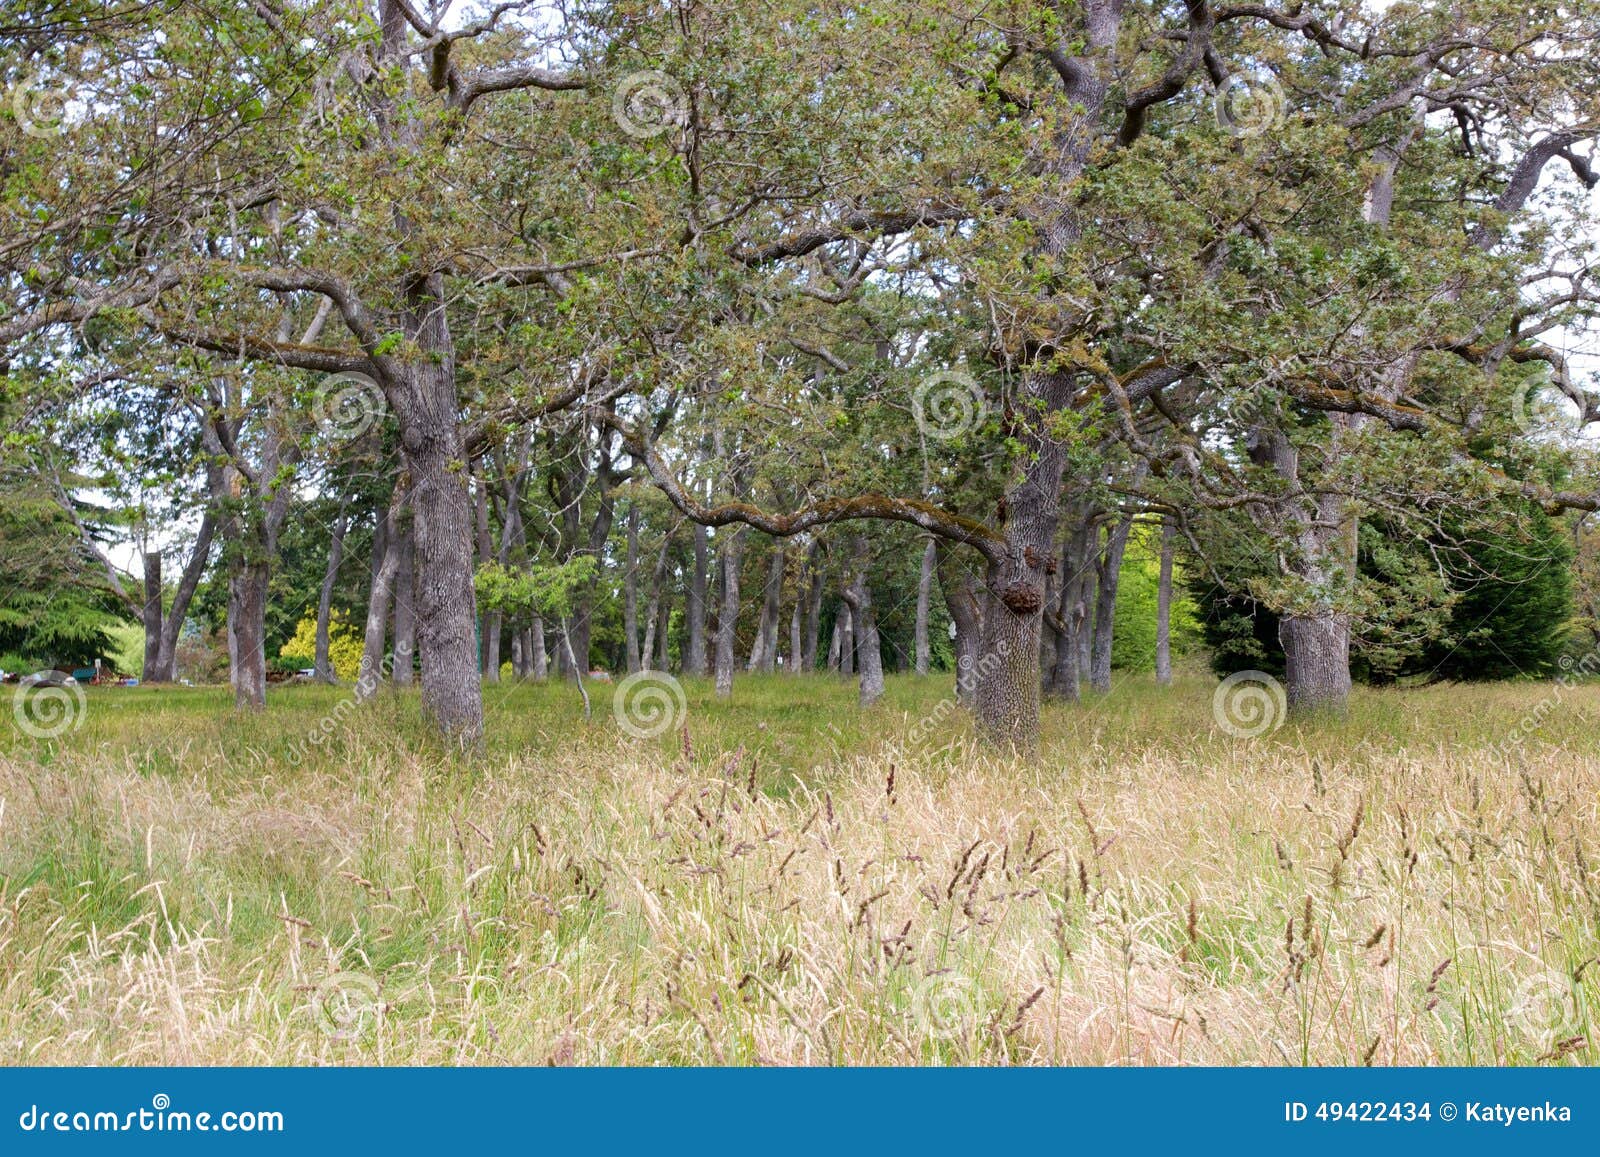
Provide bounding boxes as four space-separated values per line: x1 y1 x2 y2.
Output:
2 672 1598 1065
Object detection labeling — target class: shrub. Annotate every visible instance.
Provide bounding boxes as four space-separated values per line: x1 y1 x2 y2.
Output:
278 610 363 680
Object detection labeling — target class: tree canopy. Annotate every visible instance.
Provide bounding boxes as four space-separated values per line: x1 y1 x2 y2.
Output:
4 0 1600 743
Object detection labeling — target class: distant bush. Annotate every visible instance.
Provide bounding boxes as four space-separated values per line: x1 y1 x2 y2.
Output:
278 610 363 680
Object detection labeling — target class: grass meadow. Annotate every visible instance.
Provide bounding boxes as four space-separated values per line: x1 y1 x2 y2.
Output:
2 671 1598 1066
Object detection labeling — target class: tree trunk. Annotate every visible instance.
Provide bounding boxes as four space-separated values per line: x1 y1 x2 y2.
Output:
358 494 403 700
141 550 162 680
641 534 671 670
973 370 1075 746
1050 514 1095 703
529 616 548 680
937 545 984 706
624 502 642 673
1089 513 1135 693
713 527 745 697
1076 563 1096 681
568 460 618 676
686 522 710 676
826 609 843 672
390 314 483 741
314 500 350 682
841 539 883 706
913 537 935 675
487 458 529 686
551 625 569 677
802 540 825 671
1252 126 1421 713
1250 423 1358 715
151 510 216 682
837 604 854 676
788 595 802 674
483 475 503 682
204 404 285 712
1155 519 1175 686
392 518 416 686
565 603 594 678
654 585 672 671
482 611 501 683
228 559 269 710
747 543 784 672
473 472 492 677
1279 612 1352 714
1039 565 1058 693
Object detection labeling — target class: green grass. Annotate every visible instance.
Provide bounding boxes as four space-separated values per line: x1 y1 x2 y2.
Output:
2 670 1599 1064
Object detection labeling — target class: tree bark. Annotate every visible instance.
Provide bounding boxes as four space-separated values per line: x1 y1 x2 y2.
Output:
486 448 531 685
624 501 643 673
141 550 162 679
1050 513 1096 703
788 593 802 674
1076 563 1096 682
481 613 500 683
392 517 416 686
1089 512 1135 693
357 490 403 701
149 510 216 683
654 584 672 671
1249 422 1358 715
529 616 548 681
841 538 884 706
1155 519 1175 686
551 624 569 677
641 533 671 670
203 396 289 712
747 543 784 672
802 539 825 671
837 603 854 676
559 433 619 676
473 471 492 677
390 314 483 742
686 522 710 675
1279 612 1352 714
913 537 935 674
713 527 745 697
358 11 487 743
936 544 985 706
228 559 269 710
973 371 1076 745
